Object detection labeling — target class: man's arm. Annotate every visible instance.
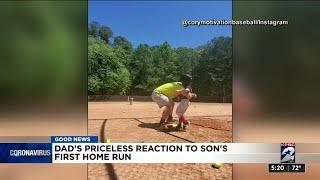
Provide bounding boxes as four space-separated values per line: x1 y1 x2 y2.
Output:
176 89 197 100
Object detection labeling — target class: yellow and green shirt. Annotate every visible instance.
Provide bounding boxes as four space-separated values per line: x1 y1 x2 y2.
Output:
154 82 184 99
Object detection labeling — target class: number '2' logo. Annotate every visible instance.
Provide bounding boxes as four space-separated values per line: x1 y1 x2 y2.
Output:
280 143 295 163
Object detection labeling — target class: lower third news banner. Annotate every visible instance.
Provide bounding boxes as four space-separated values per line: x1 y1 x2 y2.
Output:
0 136 316 166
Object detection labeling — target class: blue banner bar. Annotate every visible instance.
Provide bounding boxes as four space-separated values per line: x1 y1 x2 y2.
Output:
51 136 98 143
0 143 51 163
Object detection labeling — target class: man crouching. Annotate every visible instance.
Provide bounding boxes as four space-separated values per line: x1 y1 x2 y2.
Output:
151 74 197 130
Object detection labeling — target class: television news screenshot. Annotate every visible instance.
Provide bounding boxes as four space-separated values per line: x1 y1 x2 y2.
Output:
0 1 319 180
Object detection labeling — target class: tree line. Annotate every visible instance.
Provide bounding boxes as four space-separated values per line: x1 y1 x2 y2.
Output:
88 21 232 102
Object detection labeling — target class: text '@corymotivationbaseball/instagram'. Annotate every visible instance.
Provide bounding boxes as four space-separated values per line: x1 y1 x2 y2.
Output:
183 19 289 27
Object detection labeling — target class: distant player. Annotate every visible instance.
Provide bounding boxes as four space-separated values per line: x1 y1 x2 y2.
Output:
151 74 197 130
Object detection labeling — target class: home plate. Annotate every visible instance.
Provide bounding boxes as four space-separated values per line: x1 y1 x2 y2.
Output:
159 123 178 132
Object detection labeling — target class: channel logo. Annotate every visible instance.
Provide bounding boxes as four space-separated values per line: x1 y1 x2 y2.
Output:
280 143 295 163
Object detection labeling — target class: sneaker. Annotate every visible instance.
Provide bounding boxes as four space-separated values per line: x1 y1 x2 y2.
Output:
159 118 166 125
159 122 166 130
176 122 184 131
183 121 190 130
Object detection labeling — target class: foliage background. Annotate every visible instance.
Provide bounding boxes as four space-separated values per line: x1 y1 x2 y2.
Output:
88 21 232 102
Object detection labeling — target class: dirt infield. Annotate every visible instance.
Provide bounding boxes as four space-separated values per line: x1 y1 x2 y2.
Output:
88 102 232 180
